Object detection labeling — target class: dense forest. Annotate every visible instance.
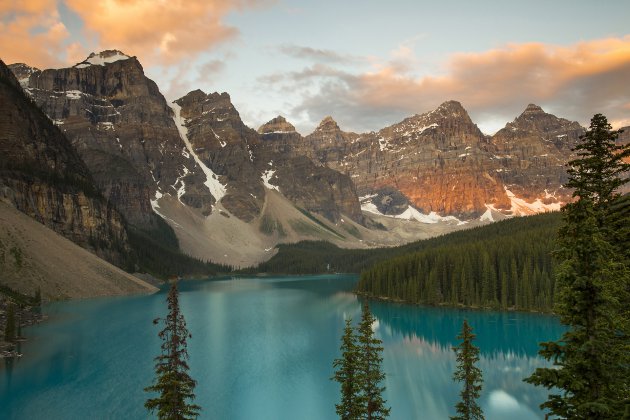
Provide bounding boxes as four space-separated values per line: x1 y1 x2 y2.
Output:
128 218 232 279
355 213 562 312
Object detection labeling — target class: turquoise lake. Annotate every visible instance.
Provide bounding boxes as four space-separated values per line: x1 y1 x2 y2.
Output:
0 275 563 419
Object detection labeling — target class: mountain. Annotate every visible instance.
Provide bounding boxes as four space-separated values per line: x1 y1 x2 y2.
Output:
7 51 599 267
9 50 211 232
491 103 583 206
278 101 583 220
0 59 131 267
9 52 372 266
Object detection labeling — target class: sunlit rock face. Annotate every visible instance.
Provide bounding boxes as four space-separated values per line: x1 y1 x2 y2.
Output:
290 101 584 219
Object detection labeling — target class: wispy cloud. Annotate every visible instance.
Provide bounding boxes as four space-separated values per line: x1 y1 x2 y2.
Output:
278 44 364 65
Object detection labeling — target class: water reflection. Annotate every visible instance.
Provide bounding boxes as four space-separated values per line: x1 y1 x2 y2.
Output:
0 275 562 420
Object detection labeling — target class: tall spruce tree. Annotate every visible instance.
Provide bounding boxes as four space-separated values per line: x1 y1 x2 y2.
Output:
145 282 200 420
451 320 484 420
525 114 630 419
332 318 364 420
357 302 390 420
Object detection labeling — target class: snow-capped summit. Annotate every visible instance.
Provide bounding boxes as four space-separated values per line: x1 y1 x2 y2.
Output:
74 50 131 68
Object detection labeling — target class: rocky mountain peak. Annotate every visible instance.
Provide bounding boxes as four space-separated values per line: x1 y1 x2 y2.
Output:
6 62 40 87
74 50 132 68
258 116 296 134
315 116 341 132
176 90 237 121
522 103 545 115
506 103 582 134
430 100 472 121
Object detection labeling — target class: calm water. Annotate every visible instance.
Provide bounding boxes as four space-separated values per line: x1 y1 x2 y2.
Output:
0 275 563 419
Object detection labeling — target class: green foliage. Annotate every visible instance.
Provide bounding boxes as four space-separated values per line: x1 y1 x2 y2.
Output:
332 304 390 419
145 282 201 419
332 318 364 420
356 303 390 419
4 302 16 342
356 212 561 312
525 114 630 419
451 320 484 420
128 221 231 279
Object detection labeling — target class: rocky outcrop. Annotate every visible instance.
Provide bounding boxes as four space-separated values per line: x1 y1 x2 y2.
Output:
10 52 212 229
175 92 365 224
491 104 583 202
0 59 131 266
287 101 584 218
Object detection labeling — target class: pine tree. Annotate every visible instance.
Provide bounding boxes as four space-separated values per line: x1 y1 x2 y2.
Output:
525 114 630 419
4 302 16 342
357 302 390 420
145 282 200 420
451 320 484 420
332 318 364 420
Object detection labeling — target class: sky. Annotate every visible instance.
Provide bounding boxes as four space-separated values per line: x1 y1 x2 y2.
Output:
2 0 630 135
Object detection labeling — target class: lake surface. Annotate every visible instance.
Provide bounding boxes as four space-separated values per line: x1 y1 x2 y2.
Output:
0 275 563 419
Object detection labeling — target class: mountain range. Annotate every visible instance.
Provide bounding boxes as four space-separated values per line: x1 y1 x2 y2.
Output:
3 50 627 271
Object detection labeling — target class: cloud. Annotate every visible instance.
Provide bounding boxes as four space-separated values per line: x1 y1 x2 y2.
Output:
0 0 78 67
274 36 630 134
278 44 364 65
1 0 268 68
65 0 269 64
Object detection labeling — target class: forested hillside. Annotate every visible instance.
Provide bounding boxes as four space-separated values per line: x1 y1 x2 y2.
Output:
356 212 562 312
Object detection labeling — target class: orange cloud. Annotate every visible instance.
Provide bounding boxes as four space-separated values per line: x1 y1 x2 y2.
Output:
0 0 75 68
65 0 266 64
290 36 630 133
1 0 267 68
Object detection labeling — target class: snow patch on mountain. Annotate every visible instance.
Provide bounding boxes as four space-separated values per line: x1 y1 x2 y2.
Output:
480 207 494 222
505 188 562 215
362 202 465 225
75 51 131 68
394 206 463 224
170 102 226 202
261 169 280 191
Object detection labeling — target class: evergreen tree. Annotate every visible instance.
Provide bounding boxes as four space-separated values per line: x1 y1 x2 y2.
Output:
145 282 200 420
4 302 16 342
525 114 630 419
451 320 484 420
357 302 390 420
332 318 364 420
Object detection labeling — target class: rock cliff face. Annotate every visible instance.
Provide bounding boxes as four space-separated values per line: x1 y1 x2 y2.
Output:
11 52 363 232
275 101 584 219
174 92 364 224
491 104 583 203
10 51 211 230
0 59 130 266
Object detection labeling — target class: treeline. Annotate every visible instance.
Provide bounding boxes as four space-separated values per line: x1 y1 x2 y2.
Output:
128 218 232 279
356 212 562 312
